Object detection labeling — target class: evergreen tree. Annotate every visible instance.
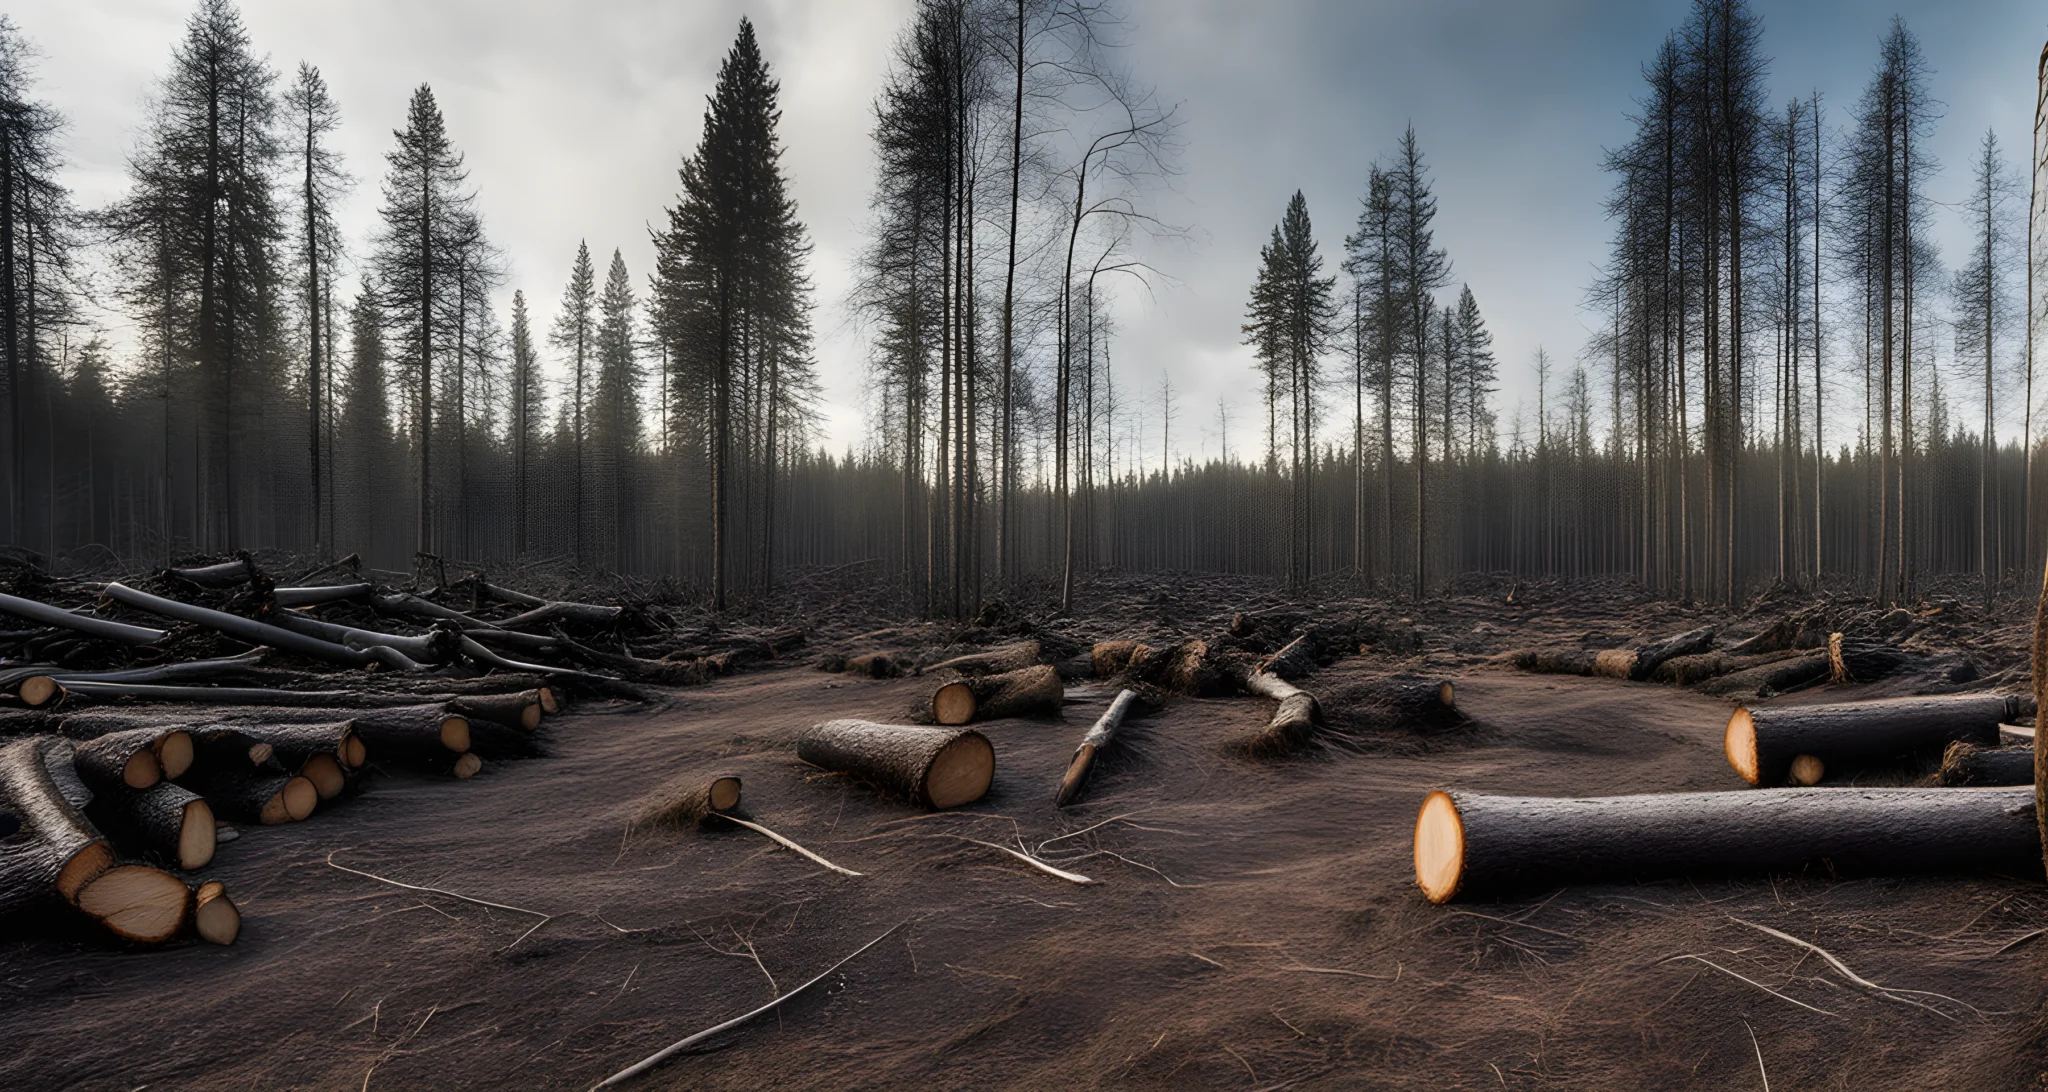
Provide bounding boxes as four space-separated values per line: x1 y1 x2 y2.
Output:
282 61 346 556
508 288 542 556
593 248 640 570
551 239 595 561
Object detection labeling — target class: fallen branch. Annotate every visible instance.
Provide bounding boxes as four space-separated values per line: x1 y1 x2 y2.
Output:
101 582 382 668
592 919 908 1088
1729 917 1977 1018
0 590 164 646
946 835 1095 884
1057 688 1140 808
716 813 863 877
326 849 551 948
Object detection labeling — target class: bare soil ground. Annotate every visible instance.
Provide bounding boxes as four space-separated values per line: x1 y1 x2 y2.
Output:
4 570 2048 1090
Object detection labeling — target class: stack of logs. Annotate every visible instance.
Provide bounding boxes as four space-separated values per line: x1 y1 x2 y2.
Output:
0 552 802 948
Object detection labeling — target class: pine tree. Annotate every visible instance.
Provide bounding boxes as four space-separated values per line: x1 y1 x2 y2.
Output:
282 61 346 556
551 240 595 562
508 288 542 556
594 248 640 570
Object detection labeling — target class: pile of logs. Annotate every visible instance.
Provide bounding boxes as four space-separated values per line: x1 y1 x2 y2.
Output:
1504 621 1914 699
0 552 803 948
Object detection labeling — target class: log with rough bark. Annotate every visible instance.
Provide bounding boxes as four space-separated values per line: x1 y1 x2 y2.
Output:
192 880 239 945
1694 651 1830 699
74 728 192 791
629 774 743 835
38 737 92 810
180 766 317 825
445 690 548 732
19 649 272 706
930 664 1063 725
837 652 910 679
1938 742 2034 787
1352 676 1460 726
1413 785 2041 903
42 681 413 707
101 582 386 669
1506 648 1639 678
1827 632 1910 684
2037 552 2048 879
0 590 165 646
89 782 215 871
1056 689 1140 808
494 599 624 630
233 722 361 798
1650 650 1796 686
1239 668 1322 755
922 641 1042 677
1626 626 1717 680
76 863 192 942
348 706 470 770
1259 633 1321 681
0 738 112 913
1724 693 2030 786
796 720 993 809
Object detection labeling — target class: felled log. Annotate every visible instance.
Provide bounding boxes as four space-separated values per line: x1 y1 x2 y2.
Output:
445 690 547 732
0 590 165 646
166 557 253 587
38 737 92 810
494 598 623 630
922 641 1041 677
1259 633 1320 681
188 727 274 771
0 737 112 913
270 583 372 607
89 782 215 870
1351 676 1460 726
1507 648 1639 678
101 582 386 669
266 611 448 665
1240 669 1321 755
42 682 412 707
930 664 1063 725
1057 689 1139 808
465 721 542 761
1694 650 1830 699
1827 632 1910 684
20 649 272 706
838 651 910 679
1938 742 2035 787
796 719 993 809
231 722 360 798
1650 650 1796 686
1416 785 2043 903
348 706 470 769
1162 639 1229 696
180 766 316 825
1091 641 1143 678
629 773 743 835
192 880 240 945
75 728 192 791
1626 625 1716 680
1724 693 2030 786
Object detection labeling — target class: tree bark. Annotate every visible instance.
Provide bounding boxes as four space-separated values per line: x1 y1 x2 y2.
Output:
629 773 743 835
1057 688 1139 808
348 706 469 769
0 590 164 646
74 727 191 791
796 719 993 809
1938 742 2033 787
88 781 214 871
0 737 112 913
1726 693 2028 786
100 582 387 668
1415 785 2041 903
930 664 1063 725
179 765 316 825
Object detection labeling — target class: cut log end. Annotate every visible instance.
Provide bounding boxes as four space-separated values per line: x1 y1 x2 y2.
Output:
1437 681 1456 708
1592 649 1639 679
1725 708 1760 785
1789 754 1825 786
121 749 160 790
932 681 976 726
453 753 483 779
178 798 217 871
155 731 193 780
440 715 471 753
78 864 191 943
922 733 995 809
300 753 346 800
19 675 59 706
1413 791 1465 905
57 840 114 905
537 686 559 714
343 735 366 768
193 880 240 945
708 775 741 813
259 777 319 825
629 774 745 834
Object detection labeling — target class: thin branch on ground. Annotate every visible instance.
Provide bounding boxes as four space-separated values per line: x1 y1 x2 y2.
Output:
944 835 1095 884
1730 917 1977 1018
1658 954 1840 1018
716 813 863 877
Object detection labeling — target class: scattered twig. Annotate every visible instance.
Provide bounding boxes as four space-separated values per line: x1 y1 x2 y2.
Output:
945 835 1095 884
326 850 553 951
1743 1019 1769 1092
1730 917 1976 1018
1282 963 1393 981
715 813 864 878
591 919 908 1088
1658 954 1839 1018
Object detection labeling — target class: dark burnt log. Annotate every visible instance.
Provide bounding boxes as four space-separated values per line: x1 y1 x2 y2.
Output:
1625 626 1717 680
1938 742 2034 787
548 630 706 685
287 552 360 586
89 782 215 870
629 774 743 835
930 664 1064 725
266 610 449 664
1259 634 1320 681
1414 785 2041 903
0 737 113 912
1350 676 1460 728
101 582 388 669
21 649 273 706
796 719 993 809
1650 650 1796 686
74 728 192 791
494 599 624 631
454 635 633 696
921 641 1042 677
1694 651 1831 699
465 721 542 760
445 690 547 732
1056 689 1140 808
1505 648 1637 678
45 682 421 707
179 765 317 825
1827 633 1910 685
0 590 164 646
1724 693 2030 786
348 706 470 770
165 557 253 588
840 651 910 679
270 583 373 608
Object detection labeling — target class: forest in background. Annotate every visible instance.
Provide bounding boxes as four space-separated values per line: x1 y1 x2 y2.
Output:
0 0 2042 616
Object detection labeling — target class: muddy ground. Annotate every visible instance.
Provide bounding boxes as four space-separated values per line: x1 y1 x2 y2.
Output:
3 570 2048 1089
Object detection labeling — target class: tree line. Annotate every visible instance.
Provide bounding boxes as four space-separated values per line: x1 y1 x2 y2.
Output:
0 0 2042 613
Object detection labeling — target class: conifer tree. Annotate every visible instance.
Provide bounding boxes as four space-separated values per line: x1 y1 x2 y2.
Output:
282 61 346 557
551 239 595 562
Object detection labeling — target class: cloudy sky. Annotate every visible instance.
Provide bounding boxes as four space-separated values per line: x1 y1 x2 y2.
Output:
12 0 2048 462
